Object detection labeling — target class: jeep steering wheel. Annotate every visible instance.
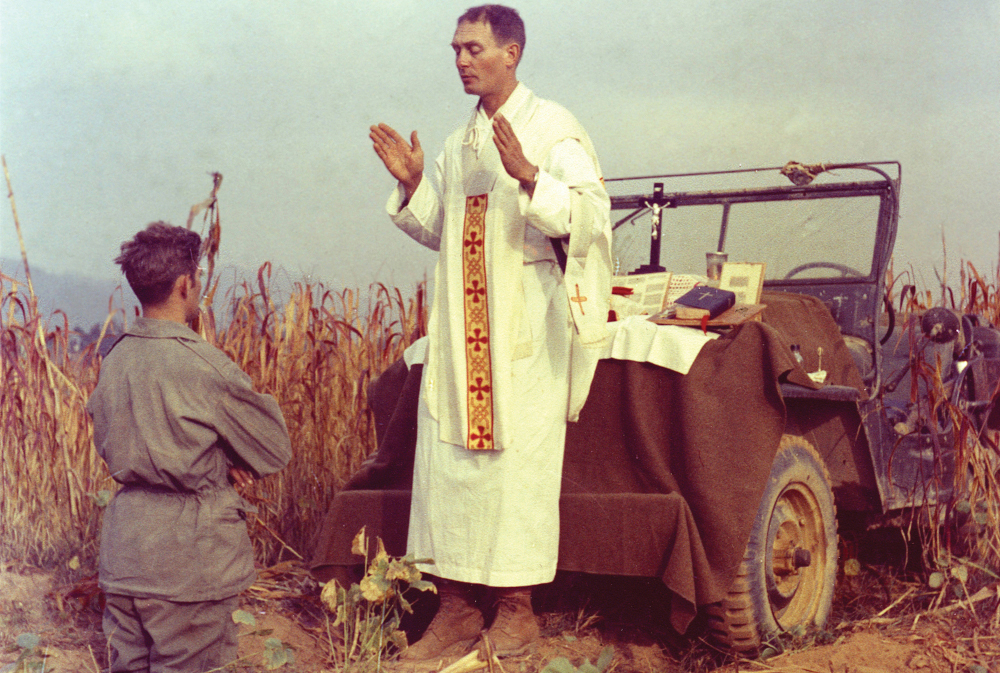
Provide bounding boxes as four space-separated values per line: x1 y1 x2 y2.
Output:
784 262 865 279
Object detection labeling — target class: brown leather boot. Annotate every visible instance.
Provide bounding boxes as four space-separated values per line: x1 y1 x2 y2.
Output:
399 580 484 662
483 586 540 657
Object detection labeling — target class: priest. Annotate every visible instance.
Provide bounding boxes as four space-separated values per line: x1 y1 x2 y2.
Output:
369 4 612 662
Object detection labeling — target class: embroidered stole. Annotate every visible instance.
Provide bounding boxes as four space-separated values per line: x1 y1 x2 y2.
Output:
462 194 494 450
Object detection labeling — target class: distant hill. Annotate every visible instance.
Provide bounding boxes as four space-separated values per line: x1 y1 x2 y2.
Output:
1 257 135 330
1 258 301 331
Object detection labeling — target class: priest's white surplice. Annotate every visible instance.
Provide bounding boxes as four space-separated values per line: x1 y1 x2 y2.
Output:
386 83 612 586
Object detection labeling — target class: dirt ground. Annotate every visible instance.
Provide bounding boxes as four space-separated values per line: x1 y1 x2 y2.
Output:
1 561 997 673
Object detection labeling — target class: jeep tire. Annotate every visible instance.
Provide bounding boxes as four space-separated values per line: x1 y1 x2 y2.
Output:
707 435 838 653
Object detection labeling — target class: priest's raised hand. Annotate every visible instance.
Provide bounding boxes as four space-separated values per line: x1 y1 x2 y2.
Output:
370 123 425 199
492 113 538 196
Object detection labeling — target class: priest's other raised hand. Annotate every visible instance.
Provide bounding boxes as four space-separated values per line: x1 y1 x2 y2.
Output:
492 113 538 196
370 123 424 199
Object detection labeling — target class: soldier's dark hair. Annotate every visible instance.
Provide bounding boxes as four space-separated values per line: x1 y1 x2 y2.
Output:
114 222 201 306
458 5 525 57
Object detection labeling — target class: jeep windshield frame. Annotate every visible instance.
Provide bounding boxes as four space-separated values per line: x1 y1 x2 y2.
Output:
607 162 901 383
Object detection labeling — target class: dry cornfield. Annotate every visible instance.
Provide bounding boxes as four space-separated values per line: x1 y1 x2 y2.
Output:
0 261 427 569
1 169 998 599
4 257 999 580
882 259 1000 575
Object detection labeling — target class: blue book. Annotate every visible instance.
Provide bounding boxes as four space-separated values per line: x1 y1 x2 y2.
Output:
674 286 737 320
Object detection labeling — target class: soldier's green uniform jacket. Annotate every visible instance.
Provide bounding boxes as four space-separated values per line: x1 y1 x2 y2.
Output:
87 317 292 601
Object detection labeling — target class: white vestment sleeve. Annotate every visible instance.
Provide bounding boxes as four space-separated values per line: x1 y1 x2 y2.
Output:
521 138 608 240
386 152 446 252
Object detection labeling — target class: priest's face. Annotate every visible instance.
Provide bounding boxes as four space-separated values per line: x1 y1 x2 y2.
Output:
452 20 517 100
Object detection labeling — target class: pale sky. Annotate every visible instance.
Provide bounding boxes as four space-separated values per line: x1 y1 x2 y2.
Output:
2 0 998 295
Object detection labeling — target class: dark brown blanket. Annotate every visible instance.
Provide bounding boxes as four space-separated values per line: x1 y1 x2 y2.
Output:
310 293 859 633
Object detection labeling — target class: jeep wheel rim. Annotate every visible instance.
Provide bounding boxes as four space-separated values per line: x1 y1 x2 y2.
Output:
765 482 825 628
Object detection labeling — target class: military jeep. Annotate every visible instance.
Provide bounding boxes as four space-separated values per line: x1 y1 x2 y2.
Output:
607 161 1000 651
312 161 1000 655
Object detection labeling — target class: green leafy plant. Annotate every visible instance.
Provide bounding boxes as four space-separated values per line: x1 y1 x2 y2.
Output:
226 609 295 671
261 636 295 670
925 552 1000 611
320 527 436 671
542 646 615 673
9 633 47 673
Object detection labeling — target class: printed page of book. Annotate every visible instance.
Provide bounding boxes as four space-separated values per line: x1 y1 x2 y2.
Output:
612 271 672 314
719 262 766 304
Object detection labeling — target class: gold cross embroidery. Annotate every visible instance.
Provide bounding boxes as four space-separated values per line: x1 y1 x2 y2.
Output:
570 284 587 315
461 194 494 450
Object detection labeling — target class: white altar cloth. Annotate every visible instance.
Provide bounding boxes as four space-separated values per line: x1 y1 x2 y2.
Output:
598 315 716 375
403 314 715 377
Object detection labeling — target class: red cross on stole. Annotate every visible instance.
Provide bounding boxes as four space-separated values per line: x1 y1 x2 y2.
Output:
462 194 494 450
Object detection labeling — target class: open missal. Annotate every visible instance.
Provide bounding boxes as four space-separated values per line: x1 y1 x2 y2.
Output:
611 271 672 314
